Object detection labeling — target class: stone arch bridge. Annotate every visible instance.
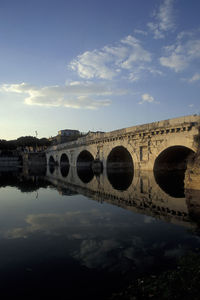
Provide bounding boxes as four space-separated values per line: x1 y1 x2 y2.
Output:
46 115 200 172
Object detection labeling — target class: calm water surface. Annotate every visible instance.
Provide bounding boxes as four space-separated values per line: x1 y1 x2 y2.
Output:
0 166 200 299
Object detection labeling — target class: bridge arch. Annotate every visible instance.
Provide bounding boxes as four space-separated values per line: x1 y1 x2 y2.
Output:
153 145 195 198
154 145 195 171
152 133 197 169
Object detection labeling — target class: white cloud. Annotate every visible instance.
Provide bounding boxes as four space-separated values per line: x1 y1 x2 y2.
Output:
138 93 159 105
69 34 152 80
0 81 125 110
148 0 175 39
160 53 187 72
70 50 116 80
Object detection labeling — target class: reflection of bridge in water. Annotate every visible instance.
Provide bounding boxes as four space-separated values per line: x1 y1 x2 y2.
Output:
45 164 200 230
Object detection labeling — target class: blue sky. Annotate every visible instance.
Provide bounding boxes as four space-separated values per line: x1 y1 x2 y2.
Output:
0 0 200 140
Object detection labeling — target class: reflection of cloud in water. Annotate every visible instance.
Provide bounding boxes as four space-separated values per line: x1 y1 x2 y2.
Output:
164 246 185 258
5 209 129 239
5 210 153 271
5 209 200 273
73 236 156 273
6 210 105 238
73 239 121 269
144 216 156 224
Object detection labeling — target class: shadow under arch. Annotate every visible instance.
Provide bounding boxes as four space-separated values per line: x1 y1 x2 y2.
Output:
106 146 134 191
60 153 70 178
154 146 195 198
77 150 94 183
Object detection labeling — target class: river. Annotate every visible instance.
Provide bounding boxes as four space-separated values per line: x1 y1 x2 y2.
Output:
0 165 200 299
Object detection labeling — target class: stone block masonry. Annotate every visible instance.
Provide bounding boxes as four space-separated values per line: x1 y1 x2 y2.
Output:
46 115 200 175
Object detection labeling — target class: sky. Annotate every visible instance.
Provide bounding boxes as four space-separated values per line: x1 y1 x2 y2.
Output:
0 0 200 140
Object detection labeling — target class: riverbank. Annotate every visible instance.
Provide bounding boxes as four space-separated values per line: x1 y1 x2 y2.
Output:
0 156 22 167
109 251 200 300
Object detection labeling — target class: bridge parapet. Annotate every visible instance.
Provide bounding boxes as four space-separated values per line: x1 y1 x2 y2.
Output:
47 115 200 150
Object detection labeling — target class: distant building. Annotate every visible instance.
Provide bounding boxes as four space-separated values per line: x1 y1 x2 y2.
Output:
49 129 81 145
58 129 80 137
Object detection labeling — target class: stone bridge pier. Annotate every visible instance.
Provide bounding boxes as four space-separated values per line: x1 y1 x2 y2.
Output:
46 115 200 175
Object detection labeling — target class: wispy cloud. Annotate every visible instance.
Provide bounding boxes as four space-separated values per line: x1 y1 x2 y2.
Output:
69 35 152 81
188 73 200 83
159 31 200 72
68 2 198 83
0 81 126 110
134 29 148 36
148 0 175 39
138 93 159 105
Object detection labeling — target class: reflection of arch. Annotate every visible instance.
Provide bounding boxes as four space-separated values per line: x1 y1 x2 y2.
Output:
107 146 134 191
77 150 94 184
154 170 185 198
154 146 195 198
107 170 133 191
49 155 55 165
154 146 195 171
77 168 94 184
49 165 55 174
60 153 70 178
